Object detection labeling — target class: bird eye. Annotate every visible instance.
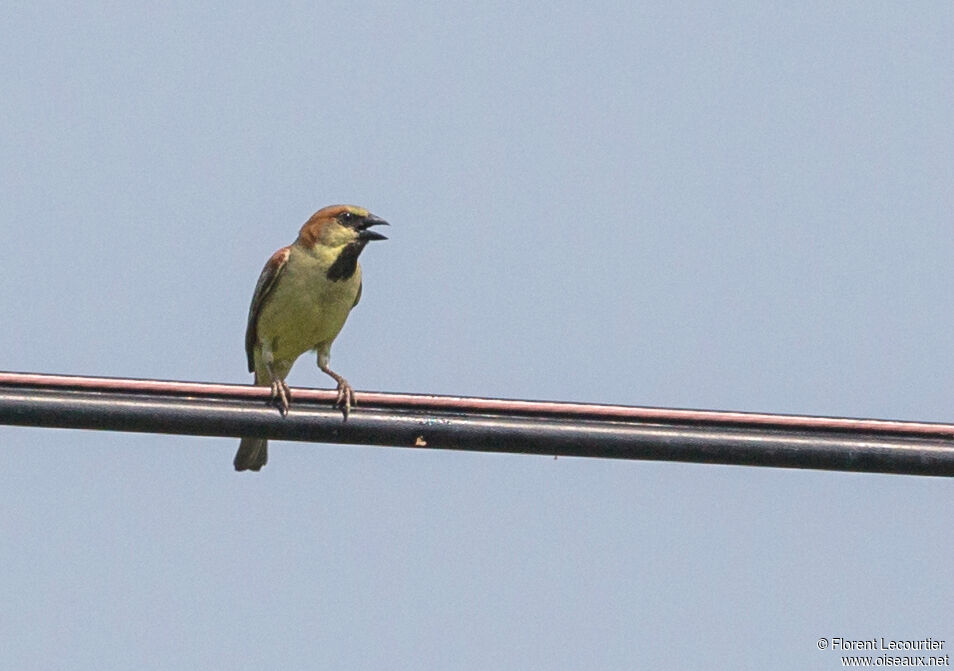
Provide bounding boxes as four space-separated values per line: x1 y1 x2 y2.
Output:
340 211 356 223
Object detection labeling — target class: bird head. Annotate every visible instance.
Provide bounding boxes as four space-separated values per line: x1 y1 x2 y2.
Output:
298 204 389 249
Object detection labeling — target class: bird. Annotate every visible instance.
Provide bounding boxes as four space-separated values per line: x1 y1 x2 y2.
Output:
234 204 389 472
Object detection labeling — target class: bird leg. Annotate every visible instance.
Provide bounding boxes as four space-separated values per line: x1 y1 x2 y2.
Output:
318 360 355 420
265 362 291 416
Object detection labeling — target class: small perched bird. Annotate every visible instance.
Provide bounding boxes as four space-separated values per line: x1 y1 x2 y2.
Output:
234 204 389 472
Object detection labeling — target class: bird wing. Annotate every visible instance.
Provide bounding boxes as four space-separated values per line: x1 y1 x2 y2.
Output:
245 247 291 373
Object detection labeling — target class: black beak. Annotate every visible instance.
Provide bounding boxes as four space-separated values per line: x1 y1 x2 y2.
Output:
357 215 389 241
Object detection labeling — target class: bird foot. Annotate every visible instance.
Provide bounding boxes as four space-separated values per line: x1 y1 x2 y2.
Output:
335 379 355 420
269 379 291 416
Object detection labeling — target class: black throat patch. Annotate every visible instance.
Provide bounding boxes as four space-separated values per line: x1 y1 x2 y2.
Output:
326 241 367 281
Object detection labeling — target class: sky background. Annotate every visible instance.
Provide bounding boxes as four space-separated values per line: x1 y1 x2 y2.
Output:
2 2 953 669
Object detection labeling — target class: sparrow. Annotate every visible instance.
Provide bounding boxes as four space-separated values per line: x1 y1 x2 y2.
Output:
234 204 389 472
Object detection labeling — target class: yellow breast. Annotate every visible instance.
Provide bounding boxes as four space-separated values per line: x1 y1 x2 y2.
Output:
255 243 362 369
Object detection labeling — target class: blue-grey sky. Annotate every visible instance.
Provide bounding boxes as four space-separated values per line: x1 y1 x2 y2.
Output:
2 2 952 669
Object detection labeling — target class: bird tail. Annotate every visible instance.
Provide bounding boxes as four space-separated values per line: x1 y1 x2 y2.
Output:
234 437 268 472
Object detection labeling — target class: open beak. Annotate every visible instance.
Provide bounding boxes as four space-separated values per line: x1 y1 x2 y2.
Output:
357 214 389 241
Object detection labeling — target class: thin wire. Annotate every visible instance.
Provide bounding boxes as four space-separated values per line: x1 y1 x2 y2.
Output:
3 370 953 437
2 370 954 477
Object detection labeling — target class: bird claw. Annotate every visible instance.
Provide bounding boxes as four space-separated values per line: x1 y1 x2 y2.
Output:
269 379 291 416
335 379 355 420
